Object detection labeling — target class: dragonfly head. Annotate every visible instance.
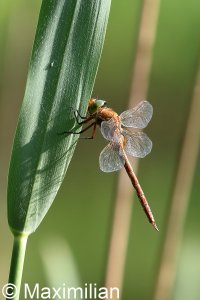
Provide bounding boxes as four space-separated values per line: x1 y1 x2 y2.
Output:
88 98 107 114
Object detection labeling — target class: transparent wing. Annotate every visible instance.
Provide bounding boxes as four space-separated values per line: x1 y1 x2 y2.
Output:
123 129 152 158
120 100 153 128
101 118 121 143
99 142 125 172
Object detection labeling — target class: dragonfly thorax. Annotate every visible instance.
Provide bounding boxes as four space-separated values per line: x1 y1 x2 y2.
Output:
97 107 119 121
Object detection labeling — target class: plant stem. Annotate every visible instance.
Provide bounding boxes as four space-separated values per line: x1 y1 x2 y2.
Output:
105 0 160 297
153 62 200 300
7 233 28 300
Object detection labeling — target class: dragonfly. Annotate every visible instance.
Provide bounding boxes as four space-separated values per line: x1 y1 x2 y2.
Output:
62 99 158 231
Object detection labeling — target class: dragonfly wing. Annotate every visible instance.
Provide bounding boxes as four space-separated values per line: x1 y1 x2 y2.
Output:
123 129 152 158
101 118 121 143
99 143 125 172
120 100 153 128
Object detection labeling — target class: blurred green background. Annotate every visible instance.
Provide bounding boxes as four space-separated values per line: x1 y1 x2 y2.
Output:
0 0 200 299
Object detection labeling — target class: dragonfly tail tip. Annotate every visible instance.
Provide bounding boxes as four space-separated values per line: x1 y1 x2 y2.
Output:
152 222 159 232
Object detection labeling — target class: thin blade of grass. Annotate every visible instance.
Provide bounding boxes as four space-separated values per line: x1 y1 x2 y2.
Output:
7 0 111 235
153 62 200 300
105 0 160 297
7 1 111 298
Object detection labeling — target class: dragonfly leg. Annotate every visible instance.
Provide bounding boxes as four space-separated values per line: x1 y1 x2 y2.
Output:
68 106 88 124
79 123 97 139
73 111 87 125
75 110 88 120
74 114 94 125
59 121 96 136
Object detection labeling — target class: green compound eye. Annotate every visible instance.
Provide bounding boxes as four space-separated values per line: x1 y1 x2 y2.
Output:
94 99 106 108
88 99 107 114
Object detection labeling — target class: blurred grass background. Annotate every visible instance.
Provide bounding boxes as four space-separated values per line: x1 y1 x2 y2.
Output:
0 0 200 299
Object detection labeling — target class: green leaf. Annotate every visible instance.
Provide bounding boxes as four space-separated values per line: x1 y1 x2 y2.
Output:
7 0 111 234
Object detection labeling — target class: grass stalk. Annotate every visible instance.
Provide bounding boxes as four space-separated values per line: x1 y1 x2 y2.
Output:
104 0 160 298
7 234 28 300
6 0 111 297
153 62 200 300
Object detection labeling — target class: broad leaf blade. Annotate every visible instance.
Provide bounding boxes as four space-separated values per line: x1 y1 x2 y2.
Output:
7 0 111 234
